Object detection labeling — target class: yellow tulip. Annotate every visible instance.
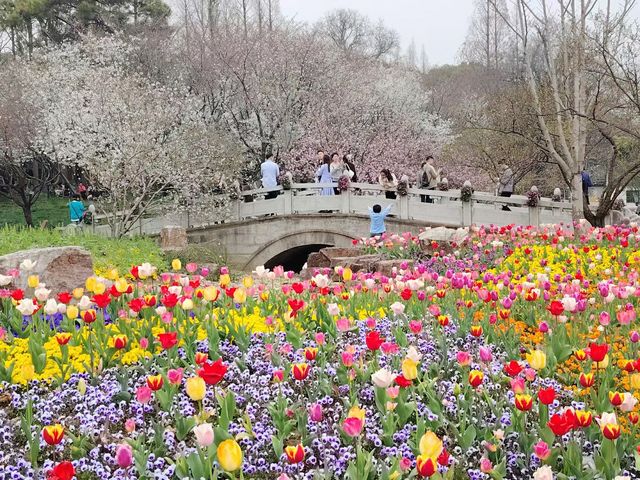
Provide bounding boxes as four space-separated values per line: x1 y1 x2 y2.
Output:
233 288 247 304
114 278 129 294
525 349 546 371
242 276 253 288
596 354 609 370
171 258 182 271
73 287 84 299
181 298 194 310
217 439 243 472
66 305 79 320
402 358 418 380
105 268 119 281
343 268 353 282
203 286 219 302
93 281 106 294
347 406 366 422
419 431 443 459
22 363 35 382
85 276 97 292
630 373 640 390
185 376 206 401
219 274 230 288
27 275 39 289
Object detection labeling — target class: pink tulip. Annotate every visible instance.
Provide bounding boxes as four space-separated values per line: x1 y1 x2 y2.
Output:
524 368 537 382
380 342 399 355
456 351 471 366
124 418 136 433
479 346 492 362
167 368 183 385
599 311 610 326
161 312 173 324
533 441 551 460
314 332 325 345
185 262 198 273
135 385 152 404
510 377 526 394
115 443 133 468
538 321 549 333
273 370 284 382
631 331 640 343
409 321 422 333
139 337 149 350
220 266 229 275
341 352 354 367
366 318 377 329
336 318 350 332
342 417 364 437
308 403 323 422
480 457 493 473
200 267 210 277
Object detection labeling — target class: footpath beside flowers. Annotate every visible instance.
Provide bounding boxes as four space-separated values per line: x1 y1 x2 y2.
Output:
2 223 640 479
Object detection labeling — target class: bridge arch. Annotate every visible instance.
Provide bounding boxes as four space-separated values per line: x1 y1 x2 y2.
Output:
244 229 357 271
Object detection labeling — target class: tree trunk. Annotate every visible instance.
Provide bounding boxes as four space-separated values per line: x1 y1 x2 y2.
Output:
570 172 584 221
22 203 34 227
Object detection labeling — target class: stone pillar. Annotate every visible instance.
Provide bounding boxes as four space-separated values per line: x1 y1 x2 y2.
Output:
283 190 293 215
341 189 351 214
398 195 409 219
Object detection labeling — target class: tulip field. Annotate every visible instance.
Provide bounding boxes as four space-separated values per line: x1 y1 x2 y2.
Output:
3 224 640 480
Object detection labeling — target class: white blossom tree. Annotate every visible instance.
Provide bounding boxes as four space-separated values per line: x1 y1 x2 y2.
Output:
33 36 240 236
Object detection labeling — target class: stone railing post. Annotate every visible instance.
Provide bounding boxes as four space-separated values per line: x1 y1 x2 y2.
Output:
283 190 293 215
234 199 241 221
461 180 473 226
341 188 351 214
399 194 409 219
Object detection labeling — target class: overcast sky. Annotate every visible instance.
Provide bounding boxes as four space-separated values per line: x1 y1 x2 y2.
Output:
279 0 476 65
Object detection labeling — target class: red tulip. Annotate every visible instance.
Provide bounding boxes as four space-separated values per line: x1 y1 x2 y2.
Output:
198 359 228 385
292 282 304 294
538 387 555 405
91 293 111 309
400 288 412 300
547 408 577 436
128 298 145 313
395 374 412 388
162 293 179 308
157 332 178 350
588 342 609 362
366 331 384 351
57 292 73 304
416 455 437 477
503 360 523 377
113 335 128 350
547 300 564 316
47 461 75 480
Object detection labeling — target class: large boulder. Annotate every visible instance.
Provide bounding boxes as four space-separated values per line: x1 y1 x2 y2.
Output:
0 246 93 293
160 226 188 251
419 226 469 244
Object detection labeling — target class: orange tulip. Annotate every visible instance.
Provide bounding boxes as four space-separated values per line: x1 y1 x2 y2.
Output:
470 325 483 337
574 349 587 361
55 333 72 346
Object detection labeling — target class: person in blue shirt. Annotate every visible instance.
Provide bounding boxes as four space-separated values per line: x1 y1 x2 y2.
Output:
369 203 392 237
582 170 593 205
261 152 280 199
68 195 86 225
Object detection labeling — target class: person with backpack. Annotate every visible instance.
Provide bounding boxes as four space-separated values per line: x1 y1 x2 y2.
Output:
68 195 86 225
418 156 440 203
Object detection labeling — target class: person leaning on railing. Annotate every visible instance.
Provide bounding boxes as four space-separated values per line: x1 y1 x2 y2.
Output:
378 169 398 200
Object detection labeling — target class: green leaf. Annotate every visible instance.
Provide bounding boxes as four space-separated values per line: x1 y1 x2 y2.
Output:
460 425 476 450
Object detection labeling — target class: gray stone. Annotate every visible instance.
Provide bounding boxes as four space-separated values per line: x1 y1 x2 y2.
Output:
307 251 330 269
419 226 469 244
0 246 93 293
160 226 188 250
374 259 414 277
319 246 363 260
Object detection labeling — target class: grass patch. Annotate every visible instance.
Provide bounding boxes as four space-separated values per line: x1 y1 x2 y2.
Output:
0 196 70 228
0 226 168 275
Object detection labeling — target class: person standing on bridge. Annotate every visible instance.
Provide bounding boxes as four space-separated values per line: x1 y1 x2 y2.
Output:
330 153 344 195
418 156 440 203
261 152 280 200
369 203 393 238
316 154 334 196
497 163 514 211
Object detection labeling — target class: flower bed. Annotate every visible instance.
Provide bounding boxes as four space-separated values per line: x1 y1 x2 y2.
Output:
2 225 640 479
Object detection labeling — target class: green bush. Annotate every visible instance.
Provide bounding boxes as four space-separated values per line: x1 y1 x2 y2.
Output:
0 226 168 275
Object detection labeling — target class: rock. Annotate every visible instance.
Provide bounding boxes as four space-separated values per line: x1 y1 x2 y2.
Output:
307 251 330 269
329 254 382 271
374 259 414 277
610 210 626 226
160 226 188 250
419 226 469 244
0 246 93 293
318 246 363 260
